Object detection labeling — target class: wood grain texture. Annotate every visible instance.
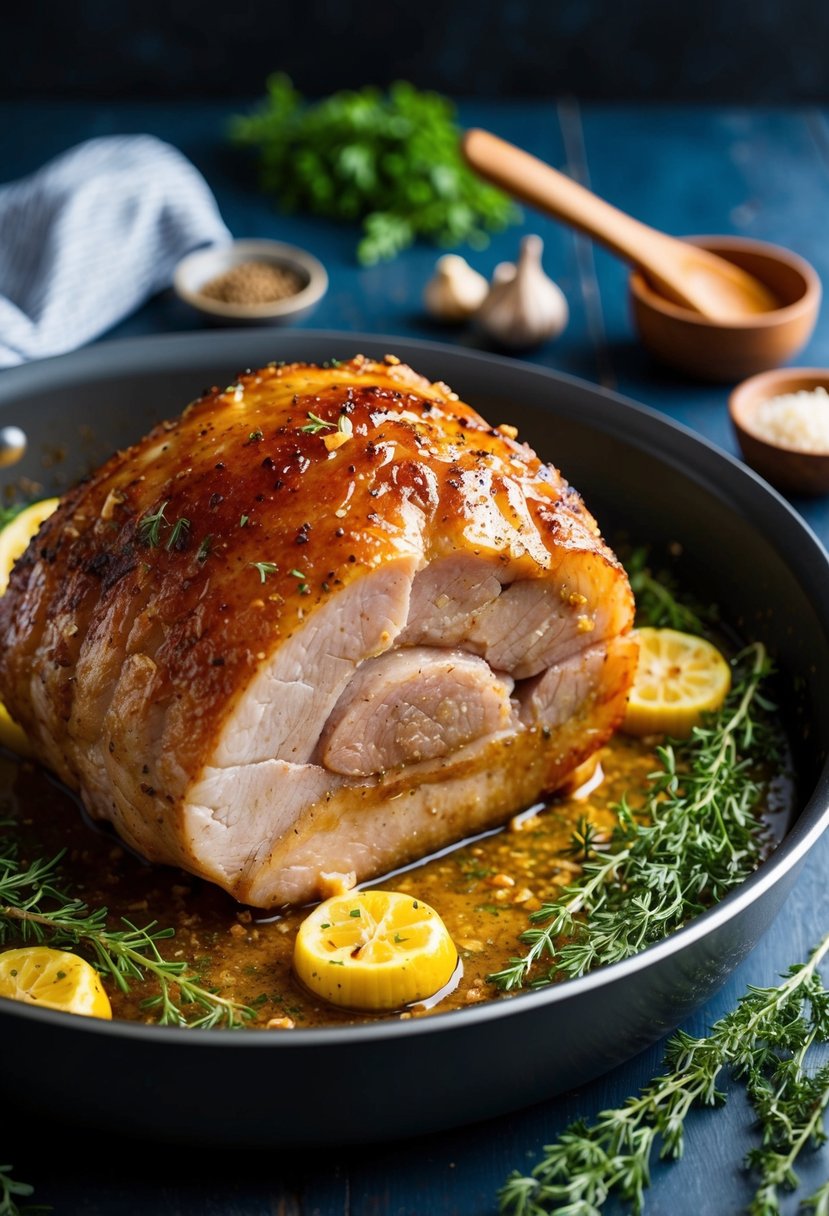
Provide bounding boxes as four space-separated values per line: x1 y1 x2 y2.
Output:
2 99 828 1215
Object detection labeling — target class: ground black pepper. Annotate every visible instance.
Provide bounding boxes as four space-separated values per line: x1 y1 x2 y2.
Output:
200 260 303 306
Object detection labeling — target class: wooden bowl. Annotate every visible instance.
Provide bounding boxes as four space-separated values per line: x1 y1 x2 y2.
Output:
630 236 821 382
173 239 328 326
729 368 829 496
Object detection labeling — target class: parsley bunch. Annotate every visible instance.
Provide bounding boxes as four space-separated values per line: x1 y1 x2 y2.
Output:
231 75 519 264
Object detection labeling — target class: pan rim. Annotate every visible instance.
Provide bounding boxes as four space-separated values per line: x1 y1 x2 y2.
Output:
1 328 827 1047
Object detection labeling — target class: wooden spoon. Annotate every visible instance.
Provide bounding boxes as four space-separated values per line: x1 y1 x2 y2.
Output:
462 128 778 322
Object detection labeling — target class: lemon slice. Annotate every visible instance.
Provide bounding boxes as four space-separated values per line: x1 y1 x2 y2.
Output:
0 704 29 756
623 627 731 738
0 946 112 1019
0 497 60 595
294 889 458 1010
0 498 59 755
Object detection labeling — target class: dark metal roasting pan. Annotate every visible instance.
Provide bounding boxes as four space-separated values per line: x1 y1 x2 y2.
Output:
1 331 827 1146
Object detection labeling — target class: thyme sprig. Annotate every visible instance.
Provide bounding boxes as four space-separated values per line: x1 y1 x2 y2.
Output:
137 500 169 547
0 848 252 1029
300 411 336 434
625 546 713 634
300 411 352 436
489 641 774 992
499 931 829 1216
250 560 278 583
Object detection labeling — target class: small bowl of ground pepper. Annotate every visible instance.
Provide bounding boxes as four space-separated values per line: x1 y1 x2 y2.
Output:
173 238 328 325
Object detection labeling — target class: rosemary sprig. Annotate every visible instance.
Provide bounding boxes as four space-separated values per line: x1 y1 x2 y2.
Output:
0 849 252 1029
489 642 774 992
499 931 829 1216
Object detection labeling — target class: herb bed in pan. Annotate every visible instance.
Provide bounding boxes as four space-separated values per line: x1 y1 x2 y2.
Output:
0 548 789 1028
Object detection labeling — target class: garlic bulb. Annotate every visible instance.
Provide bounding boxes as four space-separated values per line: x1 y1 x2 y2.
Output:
423 254 489 323
477 235 568 348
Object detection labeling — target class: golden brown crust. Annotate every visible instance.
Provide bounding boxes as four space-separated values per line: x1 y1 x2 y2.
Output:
0 356 625 785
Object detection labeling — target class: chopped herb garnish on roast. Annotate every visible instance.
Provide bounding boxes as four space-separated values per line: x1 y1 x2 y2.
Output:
137 501 169 547
165 516 190 552
300 411 336 434
250 560 278 583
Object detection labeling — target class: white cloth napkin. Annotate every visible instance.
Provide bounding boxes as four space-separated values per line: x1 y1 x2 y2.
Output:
0 135 231 368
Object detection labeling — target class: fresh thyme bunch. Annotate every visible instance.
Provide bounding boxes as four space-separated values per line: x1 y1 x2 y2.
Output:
499 932 829 1216
0 845 251 1029
489 640 776 991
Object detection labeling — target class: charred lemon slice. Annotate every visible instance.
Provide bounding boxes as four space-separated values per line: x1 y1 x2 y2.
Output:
294 890 458 1010
623 627 731 738
0 947 112 1019
0 498 59 755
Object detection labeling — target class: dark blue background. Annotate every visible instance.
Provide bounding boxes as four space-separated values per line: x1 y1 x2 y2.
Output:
7 0 829 101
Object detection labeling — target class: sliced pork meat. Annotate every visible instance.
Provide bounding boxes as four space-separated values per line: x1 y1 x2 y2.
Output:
317 647 516 775
0 355 636 907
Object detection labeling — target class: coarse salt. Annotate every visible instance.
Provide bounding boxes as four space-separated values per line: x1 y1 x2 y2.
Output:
751 387 829 453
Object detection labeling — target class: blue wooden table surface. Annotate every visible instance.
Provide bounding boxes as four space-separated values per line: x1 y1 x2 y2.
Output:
2 99 829 1215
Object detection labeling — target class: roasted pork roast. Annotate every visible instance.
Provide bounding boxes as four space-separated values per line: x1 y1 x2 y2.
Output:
0 357 636 907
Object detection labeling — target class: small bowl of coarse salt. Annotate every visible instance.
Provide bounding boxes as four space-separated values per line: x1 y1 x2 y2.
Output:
173 238 328 325
730 368 829 496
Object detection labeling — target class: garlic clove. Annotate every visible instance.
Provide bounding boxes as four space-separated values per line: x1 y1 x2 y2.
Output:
491 261 517 286
476 235 569 349
423 254 489 323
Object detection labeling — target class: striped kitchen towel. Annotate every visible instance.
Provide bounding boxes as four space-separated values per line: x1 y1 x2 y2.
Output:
0 135 231 368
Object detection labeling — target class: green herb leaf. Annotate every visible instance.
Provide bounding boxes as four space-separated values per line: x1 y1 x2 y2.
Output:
498 932 829 1216
489 642 777 993
250 561 278 583
0 848 252 1031
300 412 336 434
231 77 519 265
0 1163 42 1216
166 516 190 552
0 504 26 531
137 501 169 548
625 546 713 633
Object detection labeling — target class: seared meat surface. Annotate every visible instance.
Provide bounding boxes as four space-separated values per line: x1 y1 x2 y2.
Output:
0 356 636 906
